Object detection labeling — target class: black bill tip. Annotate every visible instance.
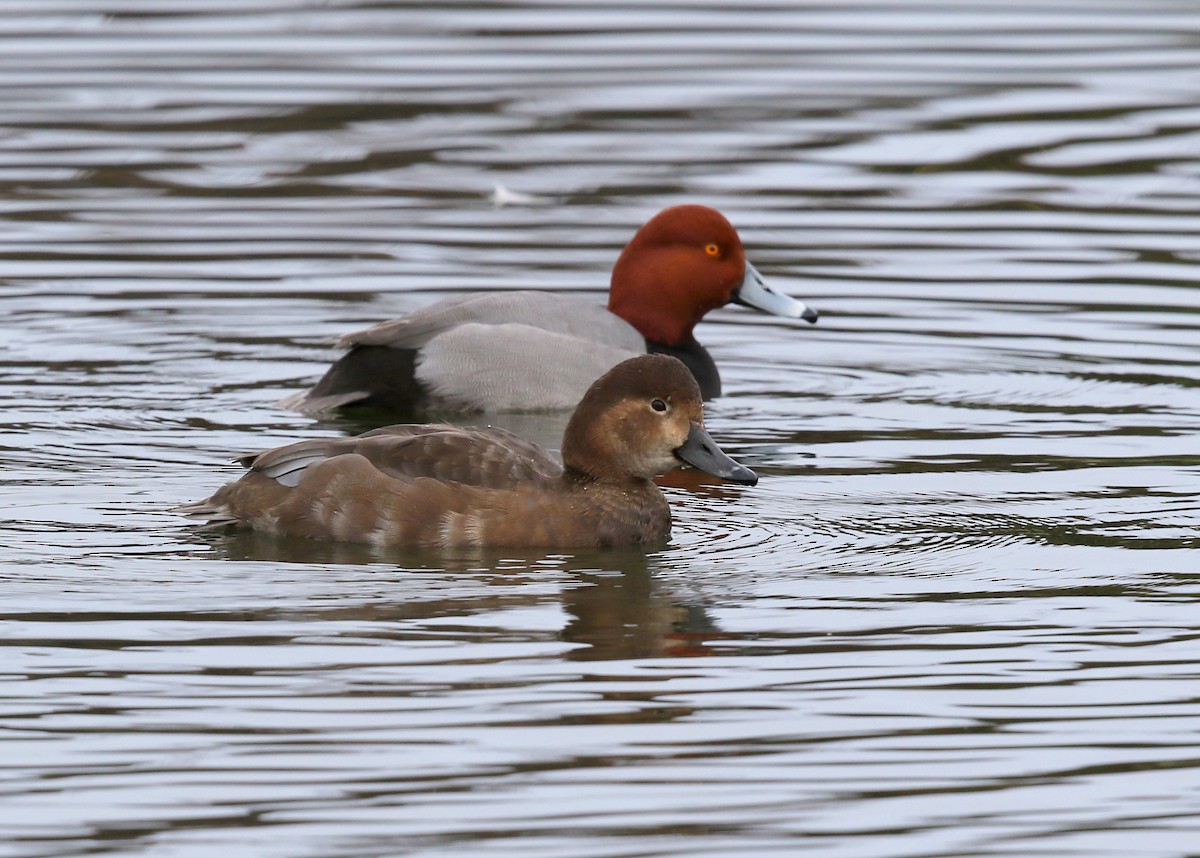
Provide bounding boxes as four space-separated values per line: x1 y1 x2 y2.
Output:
675 424 758 486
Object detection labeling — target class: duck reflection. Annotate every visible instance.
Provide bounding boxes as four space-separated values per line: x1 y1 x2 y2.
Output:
560 564 724 660
187 528 728 660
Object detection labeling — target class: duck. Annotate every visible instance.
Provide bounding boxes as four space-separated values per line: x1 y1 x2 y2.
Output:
181 354 758 549
280 205 818 415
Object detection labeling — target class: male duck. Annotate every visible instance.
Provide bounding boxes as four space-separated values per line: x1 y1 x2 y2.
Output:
281 205 818 415
183 355 757 549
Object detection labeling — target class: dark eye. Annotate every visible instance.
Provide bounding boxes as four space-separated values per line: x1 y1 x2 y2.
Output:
651 398 667 412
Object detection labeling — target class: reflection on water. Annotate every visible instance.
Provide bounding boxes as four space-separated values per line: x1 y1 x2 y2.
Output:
199 530 727 660
562 567 727 661
3 0 1200 856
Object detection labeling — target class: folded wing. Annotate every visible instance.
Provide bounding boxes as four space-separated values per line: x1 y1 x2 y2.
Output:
239 424 564 489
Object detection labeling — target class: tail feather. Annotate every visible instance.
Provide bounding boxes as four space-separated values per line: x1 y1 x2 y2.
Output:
277 388 370 415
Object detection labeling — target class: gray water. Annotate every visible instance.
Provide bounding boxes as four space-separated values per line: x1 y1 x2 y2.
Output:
3 1 1200 856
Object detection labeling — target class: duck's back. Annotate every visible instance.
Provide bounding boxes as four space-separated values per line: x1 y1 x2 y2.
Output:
282 292 646 414
240 424 563 489
342 291 643 351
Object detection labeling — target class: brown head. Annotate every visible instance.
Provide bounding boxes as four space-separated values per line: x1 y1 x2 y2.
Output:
607 206 748 346
561 354 757 485
607 205 817 345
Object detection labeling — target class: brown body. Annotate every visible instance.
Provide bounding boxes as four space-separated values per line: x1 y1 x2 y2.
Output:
181 355 757 550
203 460 670 549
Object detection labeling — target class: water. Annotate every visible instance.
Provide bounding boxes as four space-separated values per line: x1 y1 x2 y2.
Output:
3 1 1200 856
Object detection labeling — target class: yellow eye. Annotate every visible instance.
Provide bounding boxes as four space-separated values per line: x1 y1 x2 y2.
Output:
705 243 720 257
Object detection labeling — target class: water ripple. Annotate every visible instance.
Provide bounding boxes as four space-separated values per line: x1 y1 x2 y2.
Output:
2 2 1200 857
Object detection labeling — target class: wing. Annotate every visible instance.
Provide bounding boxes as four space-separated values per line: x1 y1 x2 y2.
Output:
281 292 646 415
236 424 563 489
414 322 640 411
338 291 645 352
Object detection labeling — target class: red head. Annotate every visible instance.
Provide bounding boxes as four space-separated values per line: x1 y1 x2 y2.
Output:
607 205 748 346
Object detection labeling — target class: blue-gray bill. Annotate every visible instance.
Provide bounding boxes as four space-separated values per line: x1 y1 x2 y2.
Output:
675 424 758 486
734 261 819 323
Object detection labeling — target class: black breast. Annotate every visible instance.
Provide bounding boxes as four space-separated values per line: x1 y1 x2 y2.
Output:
646 338 720 400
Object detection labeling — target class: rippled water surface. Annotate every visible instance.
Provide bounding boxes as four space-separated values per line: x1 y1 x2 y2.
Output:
3 1 1200 856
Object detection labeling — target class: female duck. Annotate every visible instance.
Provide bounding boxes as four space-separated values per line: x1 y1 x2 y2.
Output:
183 355 757 549
282 205 817 415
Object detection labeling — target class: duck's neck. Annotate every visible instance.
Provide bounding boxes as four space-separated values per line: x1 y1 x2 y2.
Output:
559 468 671 546
561 465 649 489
